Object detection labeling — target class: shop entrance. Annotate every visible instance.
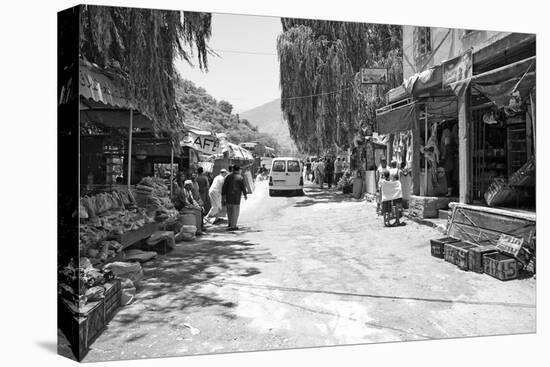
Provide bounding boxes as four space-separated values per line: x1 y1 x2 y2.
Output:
470 94 533 207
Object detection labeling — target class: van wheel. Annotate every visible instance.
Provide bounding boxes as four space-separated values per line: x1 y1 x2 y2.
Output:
269 190 276 197
297 189 305 196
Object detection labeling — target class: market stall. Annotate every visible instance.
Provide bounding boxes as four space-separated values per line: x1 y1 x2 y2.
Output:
448 56 536 209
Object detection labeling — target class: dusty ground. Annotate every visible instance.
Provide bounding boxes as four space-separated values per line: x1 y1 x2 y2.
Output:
80 180 536 362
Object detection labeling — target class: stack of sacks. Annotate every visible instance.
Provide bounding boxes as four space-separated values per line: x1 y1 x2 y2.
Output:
103 261 143 305
175 225 197 242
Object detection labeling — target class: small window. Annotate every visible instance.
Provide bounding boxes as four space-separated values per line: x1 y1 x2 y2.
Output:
272 161 286 172
287 161 301 172
415 27 432 58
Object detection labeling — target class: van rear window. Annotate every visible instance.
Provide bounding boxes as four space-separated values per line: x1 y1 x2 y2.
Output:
287 161 300 172
272 161 286 172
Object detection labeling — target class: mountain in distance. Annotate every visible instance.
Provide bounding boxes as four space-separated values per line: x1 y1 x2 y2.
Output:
239 98 297 155
175 79 281 151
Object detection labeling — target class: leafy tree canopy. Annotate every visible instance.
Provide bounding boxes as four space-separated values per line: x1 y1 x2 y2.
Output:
218 100 234 114
277 19 402 154
79 5 212 137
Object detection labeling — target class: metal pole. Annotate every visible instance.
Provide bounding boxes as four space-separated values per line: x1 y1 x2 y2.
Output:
424 105 428 196
530 92 536 151
127 109 133 188
170 146 174 197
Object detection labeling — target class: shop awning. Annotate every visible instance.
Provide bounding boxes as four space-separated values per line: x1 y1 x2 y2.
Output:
77 59 135 110
385 65 444 104
80 99 154 130
376 101 419 135
449 56 536 106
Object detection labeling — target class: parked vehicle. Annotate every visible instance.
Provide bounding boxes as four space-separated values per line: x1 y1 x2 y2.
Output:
268 157 304 196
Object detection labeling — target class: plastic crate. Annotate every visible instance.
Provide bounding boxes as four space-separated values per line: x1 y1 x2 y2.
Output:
430 237 460 258
483 252 519 281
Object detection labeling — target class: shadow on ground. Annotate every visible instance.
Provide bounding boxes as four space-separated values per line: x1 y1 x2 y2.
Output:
294 188 361 208
111 238 276 328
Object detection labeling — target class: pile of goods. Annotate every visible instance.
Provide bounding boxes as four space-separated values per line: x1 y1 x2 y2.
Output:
174 213 198 242
58 257 115 309
79 203 156 264
430 233 533 281
135 177 178 222
485 156 535 207
337 171 354 193
104 261 145 305
79 190 136 219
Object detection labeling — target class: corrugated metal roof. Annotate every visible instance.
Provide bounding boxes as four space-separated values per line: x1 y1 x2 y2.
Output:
78 60 135 110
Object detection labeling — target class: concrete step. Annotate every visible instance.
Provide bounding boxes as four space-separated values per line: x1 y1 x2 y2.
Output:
438 209 451 220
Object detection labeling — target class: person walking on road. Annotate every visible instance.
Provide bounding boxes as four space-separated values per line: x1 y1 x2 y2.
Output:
315 159 326 189
205 168 228 224
222 165 248 231
325 157 334 189
334 157 344 186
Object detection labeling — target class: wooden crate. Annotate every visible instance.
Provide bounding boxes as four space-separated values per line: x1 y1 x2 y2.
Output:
58 298 105 361
103 280 121 321
468 245 499 273
444 241 477 270
58 281 121 361
483 252 519 281
430 237 460 259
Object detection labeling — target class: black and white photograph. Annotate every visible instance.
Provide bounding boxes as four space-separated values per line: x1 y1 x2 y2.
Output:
47 0 543 364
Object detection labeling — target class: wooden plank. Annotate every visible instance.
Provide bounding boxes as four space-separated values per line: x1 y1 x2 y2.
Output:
448 222 534 250
452 207 536 237
458 87 471 203
450 202 536 222
473 33 535 70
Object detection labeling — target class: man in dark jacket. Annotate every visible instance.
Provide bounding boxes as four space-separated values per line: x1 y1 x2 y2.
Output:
325 157 335 189
222 165 248 230
195 167 211 213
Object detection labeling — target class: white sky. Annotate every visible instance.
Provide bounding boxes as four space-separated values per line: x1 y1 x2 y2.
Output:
175 13 282 113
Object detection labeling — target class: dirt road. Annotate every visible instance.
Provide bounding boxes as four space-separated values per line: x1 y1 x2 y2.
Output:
83 180 536 362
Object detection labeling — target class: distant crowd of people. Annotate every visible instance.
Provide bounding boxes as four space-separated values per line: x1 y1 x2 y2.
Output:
172 165 248 232
305 157 349 189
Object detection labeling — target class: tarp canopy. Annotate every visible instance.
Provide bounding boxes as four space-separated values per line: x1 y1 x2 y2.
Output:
386 65 443 103
449 56 536 106
376 102 419 134
223 142 254 160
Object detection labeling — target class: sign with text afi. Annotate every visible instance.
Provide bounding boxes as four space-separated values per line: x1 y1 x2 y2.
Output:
180 130 220 155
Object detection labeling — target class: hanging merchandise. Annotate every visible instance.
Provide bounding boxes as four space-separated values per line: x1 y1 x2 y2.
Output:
483 111 499 125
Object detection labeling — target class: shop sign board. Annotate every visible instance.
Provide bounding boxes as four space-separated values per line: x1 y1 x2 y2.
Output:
181 131 220 155
442 49 472 88
496 234 524 257
361 68 388 84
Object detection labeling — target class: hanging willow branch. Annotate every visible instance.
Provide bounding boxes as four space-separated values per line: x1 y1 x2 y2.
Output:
79 5 212 137
278 19 402 153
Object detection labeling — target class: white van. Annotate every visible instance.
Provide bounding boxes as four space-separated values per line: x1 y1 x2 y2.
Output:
268 157 304 196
